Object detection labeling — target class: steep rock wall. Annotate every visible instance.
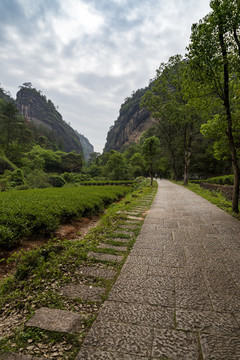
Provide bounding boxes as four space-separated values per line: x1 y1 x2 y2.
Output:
104 88 155 152
16 87 83 154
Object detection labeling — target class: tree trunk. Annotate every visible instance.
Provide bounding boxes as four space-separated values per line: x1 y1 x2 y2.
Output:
219 20 239 212
150 160 153 186
232 159 240 212
183 123 193 186
183 150 191 185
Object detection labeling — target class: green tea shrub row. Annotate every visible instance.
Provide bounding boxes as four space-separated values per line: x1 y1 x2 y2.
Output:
204 175 234 185
190 175 234 186
0 186 131 249
79 180 134 186
198 175 234 185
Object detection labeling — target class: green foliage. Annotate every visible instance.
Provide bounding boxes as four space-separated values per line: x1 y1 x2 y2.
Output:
58 151 83 173
141 55 203 183
25 169 50 189
141 136 160 185
62 172 76 183
0 151 17 174
202 174 234 185
0 186 132 249
105 151 129 180
11 169 25 186
187 0 240 211
48 175 66 187
22 146 83 175
201 113 240 161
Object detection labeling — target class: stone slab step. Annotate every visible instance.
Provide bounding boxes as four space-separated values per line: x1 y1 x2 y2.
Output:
97 243 128 252
59 284 105 302
118 225 139 230
27 307 83 334
113 230 135 237
106 238 130 244
77 266 116 280
126 216 144 221
88 252 124 263
117 211 141 216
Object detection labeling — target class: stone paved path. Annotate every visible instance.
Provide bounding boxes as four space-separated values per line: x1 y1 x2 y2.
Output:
77 180 240 360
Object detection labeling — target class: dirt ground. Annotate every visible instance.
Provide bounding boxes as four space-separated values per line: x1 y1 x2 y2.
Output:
0 216 100 280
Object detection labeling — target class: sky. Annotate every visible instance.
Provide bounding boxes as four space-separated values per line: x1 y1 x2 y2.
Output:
0 0 211 153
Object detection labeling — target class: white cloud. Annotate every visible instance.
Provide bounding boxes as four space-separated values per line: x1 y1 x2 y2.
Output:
52 0 104 44
0 0 211 152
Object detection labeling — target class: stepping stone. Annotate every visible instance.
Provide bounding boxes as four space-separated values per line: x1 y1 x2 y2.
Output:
117 211 141 216
77 266 116 280
108 238 130 244
59 284 105 302
126 216 144 221
113 230 135 237
97 243 128 252
1 354 43 360
118 225 138 230
88 252 124 263
27 307 83 334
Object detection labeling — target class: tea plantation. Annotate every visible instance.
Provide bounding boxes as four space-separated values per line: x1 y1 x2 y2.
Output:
0 186 132 249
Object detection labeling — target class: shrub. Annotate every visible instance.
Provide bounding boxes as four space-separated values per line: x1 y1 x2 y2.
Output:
62 172 76 183
0 178 11 191
11 169 25 186
25 169 50 189
49 175 66 188
78 174 92 181
204 175 234 186
0 153 16 174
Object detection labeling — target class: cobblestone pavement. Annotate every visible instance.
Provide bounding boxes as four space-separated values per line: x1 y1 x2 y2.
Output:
77 180 240 360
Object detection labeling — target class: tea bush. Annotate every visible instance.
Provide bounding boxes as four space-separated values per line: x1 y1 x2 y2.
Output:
204 175 234 185
0 186 132 249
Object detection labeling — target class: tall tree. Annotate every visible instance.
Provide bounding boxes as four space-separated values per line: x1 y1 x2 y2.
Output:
187 0 240 212
141 55 201 184
141 136 160 186
105 151 128 180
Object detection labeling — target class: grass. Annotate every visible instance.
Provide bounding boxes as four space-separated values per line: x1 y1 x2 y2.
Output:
0 180 157 359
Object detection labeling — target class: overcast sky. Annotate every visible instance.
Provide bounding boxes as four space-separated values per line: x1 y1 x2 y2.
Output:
0 0 211 153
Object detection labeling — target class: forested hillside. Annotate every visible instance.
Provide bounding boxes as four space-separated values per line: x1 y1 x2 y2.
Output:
0 84 91 190
103 0 240 212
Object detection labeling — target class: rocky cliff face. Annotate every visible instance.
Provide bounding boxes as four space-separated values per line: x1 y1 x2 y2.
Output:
16 87 83 154
75 131 94 161
104 88 155 152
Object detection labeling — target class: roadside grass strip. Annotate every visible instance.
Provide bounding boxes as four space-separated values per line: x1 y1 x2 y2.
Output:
0 181 157 360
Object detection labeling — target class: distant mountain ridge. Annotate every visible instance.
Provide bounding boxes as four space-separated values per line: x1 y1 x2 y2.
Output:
0 84 94 158
75 131 94 161
104 87 155 152
16 86 83 154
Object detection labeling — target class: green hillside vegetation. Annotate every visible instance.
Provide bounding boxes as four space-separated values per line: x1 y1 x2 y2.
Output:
0 88 85 190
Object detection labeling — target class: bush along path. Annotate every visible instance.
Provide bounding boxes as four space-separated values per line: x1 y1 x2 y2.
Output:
0 181 157 360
